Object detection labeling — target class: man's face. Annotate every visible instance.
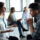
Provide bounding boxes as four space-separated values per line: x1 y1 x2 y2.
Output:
30 8 36 17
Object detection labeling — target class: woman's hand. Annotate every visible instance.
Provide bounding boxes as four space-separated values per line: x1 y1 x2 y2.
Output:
7 30 13 32
8 24 17 28
0 30 13 33
11 24 17 27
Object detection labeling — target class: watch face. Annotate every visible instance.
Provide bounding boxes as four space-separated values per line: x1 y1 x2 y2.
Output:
35 0 40 3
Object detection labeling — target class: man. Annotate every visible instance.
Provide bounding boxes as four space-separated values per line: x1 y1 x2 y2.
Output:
0 2 13 40
27 3 40 40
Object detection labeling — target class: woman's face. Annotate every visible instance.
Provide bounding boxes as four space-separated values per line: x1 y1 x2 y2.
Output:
3 5 6 12
11 9 15 13
1 4 6 16
24 7 27 13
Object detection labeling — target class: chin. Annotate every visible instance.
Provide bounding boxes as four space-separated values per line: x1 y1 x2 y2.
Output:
32 15 34 17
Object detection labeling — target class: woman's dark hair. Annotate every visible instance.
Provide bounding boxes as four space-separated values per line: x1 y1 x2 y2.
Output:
29 3 39 10
23 7 27 12
10 7 15 13
0 2 4 14
8 7 15 21
0 2 4 9
11 7 14 11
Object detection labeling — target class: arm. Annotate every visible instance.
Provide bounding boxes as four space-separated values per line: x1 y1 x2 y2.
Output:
27 18 34 34
0 25 13 33
0 30 13 33
29 23 34 35
32 20 40 40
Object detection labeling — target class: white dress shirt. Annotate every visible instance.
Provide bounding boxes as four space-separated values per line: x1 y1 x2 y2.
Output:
10 13 17 21
0 17 7 40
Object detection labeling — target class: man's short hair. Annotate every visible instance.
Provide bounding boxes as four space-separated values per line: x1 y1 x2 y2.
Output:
29 3 39 10
0 2 4 9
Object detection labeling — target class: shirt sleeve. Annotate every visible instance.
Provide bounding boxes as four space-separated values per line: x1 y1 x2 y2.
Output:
0 24 4 32
0 20 7 31
32 19 40 40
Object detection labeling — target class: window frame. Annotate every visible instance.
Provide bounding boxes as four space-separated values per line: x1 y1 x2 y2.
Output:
6 0 24 12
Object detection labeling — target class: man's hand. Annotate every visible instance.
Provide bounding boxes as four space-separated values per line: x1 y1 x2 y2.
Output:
27 18 33 25
1 30 13 33
11 24 17 27
27 18 34 34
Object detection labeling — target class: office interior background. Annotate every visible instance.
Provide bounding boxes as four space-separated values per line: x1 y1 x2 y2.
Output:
0 0 39 40
0 0 34 20
0 0 34 39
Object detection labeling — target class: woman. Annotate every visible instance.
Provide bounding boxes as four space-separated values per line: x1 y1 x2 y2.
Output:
22 7 29 30
7 7 17 26
0 2 13 40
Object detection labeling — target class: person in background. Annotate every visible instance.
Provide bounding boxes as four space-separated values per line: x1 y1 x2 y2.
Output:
0 2 13 40
22 7 29 30
8 7 28 38
27 3 40 40
9 36 19 40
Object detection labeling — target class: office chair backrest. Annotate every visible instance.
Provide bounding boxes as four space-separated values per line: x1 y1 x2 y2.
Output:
9 36 19 40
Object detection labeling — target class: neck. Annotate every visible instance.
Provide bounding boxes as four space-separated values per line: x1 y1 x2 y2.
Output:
0 13 4 18
10 12 15 14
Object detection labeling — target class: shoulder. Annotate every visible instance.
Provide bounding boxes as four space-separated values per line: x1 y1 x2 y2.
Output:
36 19 40 26
37 19 40 23
37 14 40 18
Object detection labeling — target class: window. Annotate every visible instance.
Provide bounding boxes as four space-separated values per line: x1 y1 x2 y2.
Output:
10 0 21 11
6 0 10 12
0 0 34 12
23 0 26 9
6 0 27 12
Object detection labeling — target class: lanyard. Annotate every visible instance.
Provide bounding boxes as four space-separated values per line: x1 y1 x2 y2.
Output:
3 18 6 28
